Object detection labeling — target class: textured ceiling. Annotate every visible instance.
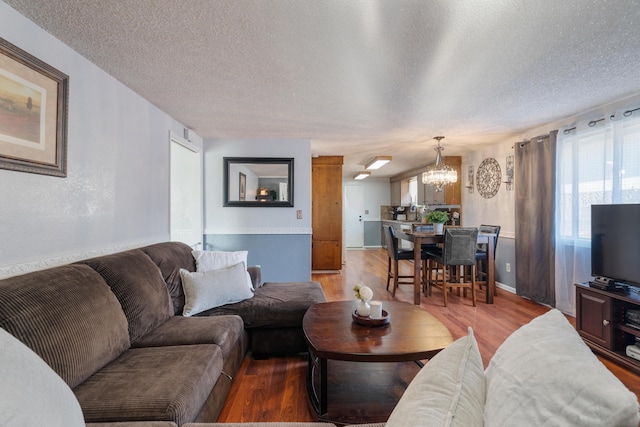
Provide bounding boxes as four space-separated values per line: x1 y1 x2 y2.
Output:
5 0 640 178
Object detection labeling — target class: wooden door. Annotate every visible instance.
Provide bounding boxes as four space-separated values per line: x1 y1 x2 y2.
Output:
312 156 343 270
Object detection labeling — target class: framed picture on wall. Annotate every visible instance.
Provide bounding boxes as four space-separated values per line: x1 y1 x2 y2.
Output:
0 37 69 177
239 172 246 201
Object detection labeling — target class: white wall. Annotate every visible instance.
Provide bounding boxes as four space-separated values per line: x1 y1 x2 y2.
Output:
342 177 391 248
461 140 515 237
0 2 199 277
203 139 311 233
343 177 391 220
458 140 517 288
202 138 312 281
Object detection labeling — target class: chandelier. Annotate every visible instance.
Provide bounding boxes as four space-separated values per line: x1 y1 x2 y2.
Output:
422 136 458 192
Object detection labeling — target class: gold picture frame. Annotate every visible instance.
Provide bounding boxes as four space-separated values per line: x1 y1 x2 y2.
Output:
0 37 69 177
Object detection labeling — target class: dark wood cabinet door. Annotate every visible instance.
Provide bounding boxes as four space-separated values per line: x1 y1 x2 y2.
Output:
576 287 613 349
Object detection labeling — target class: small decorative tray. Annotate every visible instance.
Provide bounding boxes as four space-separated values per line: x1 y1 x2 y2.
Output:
352 310 390 327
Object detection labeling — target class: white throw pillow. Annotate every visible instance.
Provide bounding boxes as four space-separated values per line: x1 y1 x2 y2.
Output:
485 308 640 427
386 327 485 427
180 262 254 317
0 328 85 427
192 249 253 290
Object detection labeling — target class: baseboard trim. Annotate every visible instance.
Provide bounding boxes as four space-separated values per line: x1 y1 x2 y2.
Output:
496 281 516 293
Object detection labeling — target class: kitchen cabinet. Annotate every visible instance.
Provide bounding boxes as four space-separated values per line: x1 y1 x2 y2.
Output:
417 182 424 205
390 181 401 205
419 182 445 205
312 156 343 270
418 156 462 206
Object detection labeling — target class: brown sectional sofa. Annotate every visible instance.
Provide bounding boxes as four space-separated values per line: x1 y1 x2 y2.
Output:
0 241 326 425
2 250 639 427
140 242 325 357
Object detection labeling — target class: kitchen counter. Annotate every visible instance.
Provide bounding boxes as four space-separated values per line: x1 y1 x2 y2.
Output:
381 220 423 225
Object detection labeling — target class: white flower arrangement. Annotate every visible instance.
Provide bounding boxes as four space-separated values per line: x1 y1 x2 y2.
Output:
353 282 373 301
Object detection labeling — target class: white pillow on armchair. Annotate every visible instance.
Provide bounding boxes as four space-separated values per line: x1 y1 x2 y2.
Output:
484 308 640 427
386 327 485 427
0 328 85 427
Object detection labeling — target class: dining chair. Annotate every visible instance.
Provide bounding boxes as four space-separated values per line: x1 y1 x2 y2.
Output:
413 224 441 292
425 227 478 306
383 225 427 297
476 224 500 295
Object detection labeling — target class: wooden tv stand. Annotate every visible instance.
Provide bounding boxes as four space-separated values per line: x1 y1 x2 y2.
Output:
575 283 640 374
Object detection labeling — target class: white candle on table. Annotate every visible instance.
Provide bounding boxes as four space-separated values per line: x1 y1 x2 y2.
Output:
370 301 383 319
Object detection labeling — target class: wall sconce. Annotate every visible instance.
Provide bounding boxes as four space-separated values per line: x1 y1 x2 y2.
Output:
353 171 371 180
365 156 392 170
466 165 474 194
504 155 514 190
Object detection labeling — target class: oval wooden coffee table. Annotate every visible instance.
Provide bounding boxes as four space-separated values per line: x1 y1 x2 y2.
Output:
303 300 453 423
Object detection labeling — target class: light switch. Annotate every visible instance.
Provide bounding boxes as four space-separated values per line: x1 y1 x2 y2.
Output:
297 210 303 219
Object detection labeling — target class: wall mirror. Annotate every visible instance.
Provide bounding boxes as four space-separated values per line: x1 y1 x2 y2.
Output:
223 157 294 207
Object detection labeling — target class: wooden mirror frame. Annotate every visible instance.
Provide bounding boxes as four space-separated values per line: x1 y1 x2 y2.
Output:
223 157 294 207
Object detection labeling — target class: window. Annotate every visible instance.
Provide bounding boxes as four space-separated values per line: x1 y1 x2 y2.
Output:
557 119 640 241
409 177 418 206
555 112 640 315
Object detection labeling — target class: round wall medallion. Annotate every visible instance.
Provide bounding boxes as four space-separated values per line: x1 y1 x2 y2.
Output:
476 158 501 199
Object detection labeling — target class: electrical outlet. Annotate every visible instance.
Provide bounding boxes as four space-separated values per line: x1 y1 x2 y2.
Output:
506 263 511 273
296 210 302 219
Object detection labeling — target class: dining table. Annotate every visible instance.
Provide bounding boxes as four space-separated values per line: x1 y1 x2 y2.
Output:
396 229 497 305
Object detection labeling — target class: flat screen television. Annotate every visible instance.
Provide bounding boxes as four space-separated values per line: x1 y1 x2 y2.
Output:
591 204 640 287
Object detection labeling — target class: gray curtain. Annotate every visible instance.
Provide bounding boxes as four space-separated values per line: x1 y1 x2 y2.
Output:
514 130 557 305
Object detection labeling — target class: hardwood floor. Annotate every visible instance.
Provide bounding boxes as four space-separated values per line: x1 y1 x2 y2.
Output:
217 248 640 422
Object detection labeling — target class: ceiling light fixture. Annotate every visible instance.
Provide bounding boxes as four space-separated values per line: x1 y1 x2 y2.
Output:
422 136 457 192
353 171 371 180
365 156 392 170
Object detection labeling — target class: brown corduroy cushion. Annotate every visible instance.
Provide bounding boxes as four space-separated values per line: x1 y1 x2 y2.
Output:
0 264 130 388
131 315 245 359
78 250 173 343
74 344 222 425
196 281 326 328
140 242 196 314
